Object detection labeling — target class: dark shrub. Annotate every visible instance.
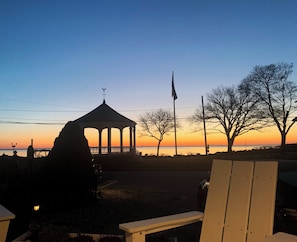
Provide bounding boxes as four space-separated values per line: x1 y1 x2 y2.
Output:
41 121 94 209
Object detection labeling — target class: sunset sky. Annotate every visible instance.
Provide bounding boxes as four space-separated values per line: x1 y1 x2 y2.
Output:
1 0 297 152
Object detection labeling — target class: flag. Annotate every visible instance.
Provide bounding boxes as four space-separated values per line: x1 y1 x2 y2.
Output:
171 71 177 100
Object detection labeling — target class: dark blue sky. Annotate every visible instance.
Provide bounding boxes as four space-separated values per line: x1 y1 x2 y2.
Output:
1 0 297 148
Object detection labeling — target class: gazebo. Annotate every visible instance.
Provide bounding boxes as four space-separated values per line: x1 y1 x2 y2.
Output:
75 99 136 155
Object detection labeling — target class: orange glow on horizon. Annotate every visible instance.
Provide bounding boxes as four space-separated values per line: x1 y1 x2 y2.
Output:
83 126 297 148
1 124 296 150
0 124 62 149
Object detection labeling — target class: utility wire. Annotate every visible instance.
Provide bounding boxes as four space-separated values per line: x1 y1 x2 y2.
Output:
0 116 191 125
0 105 197 125
0 105 198 113
0 121 65 125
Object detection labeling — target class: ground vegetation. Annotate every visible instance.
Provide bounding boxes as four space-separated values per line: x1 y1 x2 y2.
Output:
2 145 297 241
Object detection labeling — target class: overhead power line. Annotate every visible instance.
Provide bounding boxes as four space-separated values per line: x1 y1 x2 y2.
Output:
0 104 197 125
0 108 85 113
0 105 198 113
0 116 191 125
0 120 65 125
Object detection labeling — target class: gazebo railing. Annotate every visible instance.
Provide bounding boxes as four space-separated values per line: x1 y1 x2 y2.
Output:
30 146 140 157
89 146 140 155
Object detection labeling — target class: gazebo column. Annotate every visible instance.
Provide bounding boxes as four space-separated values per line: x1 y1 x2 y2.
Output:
133 125 136 151
129 126 133 152
120 128 123 153
108 127 112 154
98 129 102 155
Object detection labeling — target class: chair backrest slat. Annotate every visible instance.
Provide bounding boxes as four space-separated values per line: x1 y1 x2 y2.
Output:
200 160 232 242
247 161 278 242
223 161 254 242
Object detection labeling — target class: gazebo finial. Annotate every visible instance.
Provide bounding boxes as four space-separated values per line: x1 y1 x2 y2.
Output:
102 88 106 103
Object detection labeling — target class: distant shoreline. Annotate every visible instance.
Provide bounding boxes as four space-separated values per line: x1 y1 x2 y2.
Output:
1 144 297 172
0 144 281 157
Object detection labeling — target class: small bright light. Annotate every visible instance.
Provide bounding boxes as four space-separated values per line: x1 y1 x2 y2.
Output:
33 204 40 212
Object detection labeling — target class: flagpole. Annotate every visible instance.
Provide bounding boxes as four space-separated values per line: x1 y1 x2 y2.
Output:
172 71 178 156
173 95 177 156
202 96 208 155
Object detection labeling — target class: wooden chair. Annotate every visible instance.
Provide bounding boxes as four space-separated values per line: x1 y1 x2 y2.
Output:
119 159 297 242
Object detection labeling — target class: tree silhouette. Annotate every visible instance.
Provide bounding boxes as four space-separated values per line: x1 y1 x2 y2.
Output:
191 86 266 152
240 63 297 152
139 109 175 156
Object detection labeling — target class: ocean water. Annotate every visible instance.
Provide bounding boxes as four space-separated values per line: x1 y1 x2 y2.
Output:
137 145 273 156
0 144 274 157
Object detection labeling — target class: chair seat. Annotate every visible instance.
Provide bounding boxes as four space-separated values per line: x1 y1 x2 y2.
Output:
259 232 297 242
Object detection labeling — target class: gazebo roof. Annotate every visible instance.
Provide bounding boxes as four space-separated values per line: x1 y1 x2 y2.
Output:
75 100 136 129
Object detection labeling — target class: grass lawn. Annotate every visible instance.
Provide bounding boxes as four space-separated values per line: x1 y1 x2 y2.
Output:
5 146 297 241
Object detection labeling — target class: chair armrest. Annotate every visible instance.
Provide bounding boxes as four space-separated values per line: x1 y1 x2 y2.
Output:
119 211 203 235
259 232 297 242
0 204 15 222
0 204 15 242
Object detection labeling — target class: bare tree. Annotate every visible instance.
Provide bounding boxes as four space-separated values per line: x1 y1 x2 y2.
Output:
191 86 266 153
139 109 175 156
240 63 297 152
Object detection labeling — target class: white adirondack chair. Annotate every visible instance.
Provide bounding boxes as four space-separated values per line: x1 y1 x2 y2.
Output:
119 159 297 242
